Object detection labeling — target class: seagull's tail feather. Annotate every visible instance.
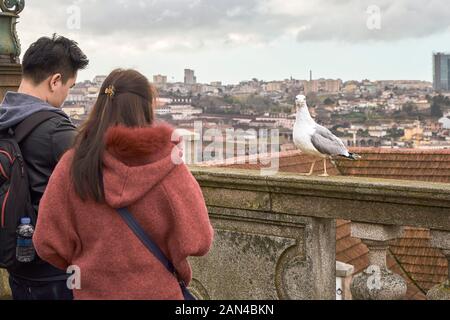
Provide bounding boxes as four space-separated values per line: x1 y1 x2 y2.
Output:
340 153 361 161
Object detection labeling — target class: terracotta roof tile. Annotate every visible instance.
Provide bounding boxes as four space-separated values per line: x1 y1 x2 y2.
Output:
337 148 450 183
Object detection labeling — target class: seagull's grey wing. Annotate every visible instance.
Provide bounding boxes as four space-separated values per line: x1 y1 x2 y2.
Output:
310 125 349 156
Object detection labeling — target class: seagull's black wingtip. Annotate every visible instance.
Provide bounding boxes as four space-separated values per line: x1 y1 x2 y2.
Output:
340 153 361 161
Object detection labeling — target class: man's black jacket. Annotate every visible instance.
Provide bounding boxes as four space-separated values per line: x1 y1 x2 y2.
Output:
0 92 77 281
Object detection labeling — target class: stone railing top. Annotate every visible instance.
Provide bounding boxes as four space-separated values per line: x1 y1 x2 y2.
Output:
190 166 450 231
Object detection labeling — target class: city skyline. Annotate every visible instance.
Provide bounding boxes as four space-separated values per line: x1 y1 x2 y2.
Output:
18 1 450 84
79 71 434 87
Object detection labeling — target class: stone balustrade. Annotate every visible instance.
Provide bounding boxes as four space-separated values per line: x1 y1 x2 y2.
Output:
187 166 450 300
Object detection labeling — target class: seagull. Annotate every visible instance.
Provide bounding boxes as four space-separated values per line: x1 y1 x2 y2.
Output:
293 95 361 176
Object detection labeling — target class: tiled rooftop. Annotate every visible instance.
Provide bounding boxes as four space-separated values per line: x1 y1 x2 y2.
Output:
336 148 450 183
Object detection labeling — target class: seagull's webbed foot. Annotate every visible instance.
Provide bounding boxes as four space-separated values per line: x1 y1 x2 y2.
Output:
297 160 316 176
305 161 316 176
318 158 329 177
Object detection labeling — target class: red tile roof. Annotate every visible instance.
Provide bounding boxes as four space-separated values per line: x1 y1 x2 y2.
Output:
337 148 450 183
201 150 340 175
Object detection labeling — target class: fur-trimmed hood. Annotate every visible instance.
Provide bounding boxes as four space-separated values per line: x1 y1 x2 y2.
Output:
102 122 183 208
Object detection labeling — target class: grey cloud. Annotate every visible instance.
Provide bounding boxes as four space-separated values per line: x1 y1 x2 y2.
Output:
23 0 450 49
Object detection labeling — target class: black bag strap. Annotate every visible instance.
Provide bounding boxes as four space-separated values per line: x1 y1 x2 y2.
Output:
13 111 59 144
116 207 196 300
116 207 176 275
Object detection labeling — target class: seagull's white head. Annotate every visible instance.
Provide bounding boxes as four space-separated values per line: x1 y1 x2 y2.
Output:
295 95 307 111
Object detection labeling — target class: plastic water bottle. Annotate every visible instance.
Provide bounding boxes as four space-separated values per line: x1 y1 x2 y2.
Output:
16 217 35 263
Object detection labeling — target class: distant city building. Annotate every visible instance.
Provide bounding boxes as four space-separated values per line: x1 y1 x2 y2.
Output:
265 81 283 92
62 105 85 117
153 74 167 86
184 69 197 85
304 79 342 94
93 75 107 87
66 90 86 103
324 79 342 93
433 52 450 92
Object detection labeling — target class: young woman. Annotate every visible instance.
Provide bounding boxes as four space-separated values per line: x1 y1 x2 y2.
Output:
33 69 214 300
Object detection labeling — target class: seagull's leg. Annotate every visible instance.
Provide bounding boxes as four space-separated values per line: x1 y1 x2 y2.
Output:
319 158 329 177
306 161 316 176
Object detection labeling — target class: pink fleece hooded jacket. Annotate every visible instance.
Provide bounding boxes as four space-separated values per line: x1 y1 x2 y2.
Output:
33 122 214 300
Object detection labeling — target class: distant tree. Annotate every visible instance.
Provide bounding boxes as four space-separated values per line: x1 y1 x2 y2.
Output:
306 93 320 108
323 97 335 105
431 102 444 118
357 129 370 137
431 94 450 106
402 102 417 115
386 128 404 138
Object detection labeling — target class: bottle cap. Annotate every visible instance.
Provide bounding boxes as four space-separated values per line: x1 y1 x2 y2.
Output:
20 217 31 224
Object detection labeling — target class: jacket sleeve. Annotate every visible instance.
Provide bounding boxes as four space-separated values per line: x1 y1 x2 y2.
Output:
51 117 77 162
162 163 214 284
33 153 80 271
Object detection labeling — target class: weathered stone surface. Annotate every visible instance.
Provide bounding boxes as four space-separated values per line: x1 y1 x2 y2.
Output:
201 187 271 212
430 231 450 249
188 207 335 300
349 223 406 300
351 223 403 242
427 232 450 300
189 167 450 300
350 267 407 300
0 63 21 100
191 167 450 231
191 166 450 299
427 282 450 300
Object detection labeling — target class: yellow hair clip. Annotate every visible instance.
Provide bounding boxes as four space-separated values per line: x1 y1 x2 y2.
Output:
104 85 115 97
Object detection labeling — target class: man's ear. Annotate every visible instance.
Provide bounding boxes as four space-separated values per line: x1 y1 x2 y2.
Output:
49 73 63 91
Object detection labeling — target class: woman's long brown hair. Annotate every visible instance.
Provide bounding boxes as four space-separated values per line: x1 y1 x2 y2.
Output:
71 69 156 202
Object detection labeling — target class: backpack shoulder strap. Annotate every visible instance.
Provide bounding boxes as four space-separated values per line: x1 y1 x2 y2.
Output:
13 111 60 144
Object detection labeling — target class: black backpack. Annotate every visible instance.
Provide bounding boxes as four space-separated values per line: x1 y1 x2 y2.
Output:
0 111 58 270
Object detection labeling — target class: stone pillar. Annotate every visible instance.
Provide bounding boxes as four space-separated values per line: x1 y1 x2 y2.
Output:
336 261 354 300
427 230 450 300
350 223 407 300
0 63 21 100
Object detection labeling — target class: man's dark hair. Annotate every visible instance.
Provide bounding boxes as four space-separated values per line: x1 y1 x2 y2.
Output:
22 34 89 84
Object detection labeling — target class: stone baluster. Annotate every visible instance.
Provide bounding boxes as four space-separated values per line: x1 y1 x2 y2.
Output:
427 230 450 300
350 222 407 300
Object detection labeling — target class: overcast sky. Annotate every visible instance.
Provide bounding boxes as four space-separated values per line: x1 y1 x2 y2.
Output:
17 0 450 84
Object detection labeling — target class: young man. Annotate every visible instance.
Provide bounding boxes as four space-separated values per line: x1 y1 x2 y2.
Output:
0 34 88 300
